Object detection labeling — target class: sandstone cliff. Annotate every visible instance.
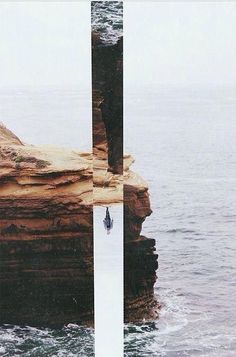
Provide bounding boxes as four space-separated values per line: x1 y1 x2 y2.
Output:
0 124 94 326
0 123 158 326
124 176 159 322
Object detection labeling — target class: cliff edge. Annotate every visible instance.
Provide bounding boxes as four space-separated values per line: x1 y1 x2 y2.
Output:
0 123 158 326
0 124 94 326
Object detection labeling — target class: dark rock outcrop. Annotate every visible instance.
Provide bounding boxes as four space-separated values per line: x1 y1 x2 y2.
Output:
92 32 123 174
124 183 159 322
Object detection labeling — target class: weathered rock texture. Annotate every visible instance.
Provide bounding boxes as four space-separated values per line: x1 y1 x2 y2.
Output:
0 122 158 325
92 32 123 174
124 173 159 322
0 124 94 326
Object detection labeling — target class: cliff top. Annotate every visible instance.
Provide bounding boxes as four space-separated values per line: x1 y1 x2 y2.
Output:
0 123 23 146
0 124 148 206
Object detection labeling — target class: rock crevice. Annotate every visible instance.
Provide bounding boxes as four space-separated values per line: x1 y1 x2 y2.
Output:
92 32 123 174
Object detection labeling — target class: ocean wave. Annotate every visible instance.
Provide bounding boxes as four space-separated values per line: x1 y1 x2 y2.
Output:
91 1 123 44
0 325 94 357
165 228 196 234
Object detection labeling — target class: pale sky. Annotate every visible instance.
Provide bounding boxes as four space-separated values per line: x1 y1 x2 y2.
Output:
0 2 91 88
126 2 236 88
0 2 236 88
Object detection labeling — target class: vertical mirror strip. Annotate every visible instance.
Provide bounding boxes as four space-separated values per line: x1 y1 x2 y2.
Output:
91 1 123 356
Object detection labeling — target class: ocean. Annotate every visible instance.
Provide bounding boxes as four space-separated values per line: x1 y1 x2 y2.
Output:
124 85 236 356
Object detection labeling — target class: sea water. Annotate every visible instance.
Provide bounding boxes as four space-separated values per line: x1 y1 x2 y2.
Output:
124 85 236 356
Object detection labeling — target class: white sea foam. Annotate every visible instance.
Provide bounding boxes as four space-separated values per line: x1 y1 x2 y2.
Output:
91 1 123 44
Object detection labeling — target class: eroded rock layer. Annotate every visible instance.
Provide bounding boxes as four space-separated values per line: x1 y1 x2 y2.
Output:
124 182 159 322
0 124 94 326
0 120 158 325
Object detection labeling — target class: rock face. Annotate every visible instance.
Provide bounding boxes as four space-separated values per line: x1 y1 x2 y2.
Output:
124 177 159 322
0 124 94 326
92 32 123 174
0 122 158 325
